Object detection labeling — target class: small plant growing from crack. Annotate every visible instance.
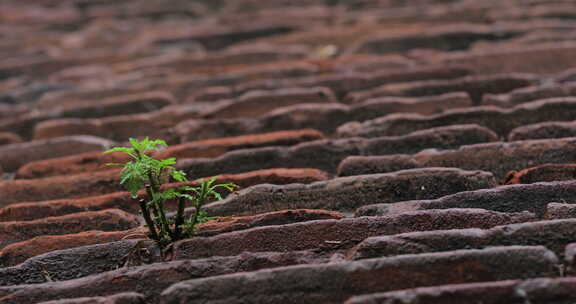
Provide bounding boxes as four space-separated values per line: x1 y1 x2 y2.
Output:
105 138 237 249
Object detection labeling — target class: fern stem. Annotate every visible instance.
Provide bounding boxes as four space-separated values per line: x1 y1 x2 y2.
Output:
139 198 159 241
149 172 172 237
145 184 171 241
187 189 208 234
188 205 200 235
173 196 186 240
144 185 161 222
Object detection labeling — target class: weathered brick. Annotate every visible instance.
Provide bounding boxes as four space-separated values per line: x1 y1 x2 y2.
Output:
356 180 576 218
161 246 557 304
20 130 324 178
37 293 146 304
508 121 576 141
436 42 576 75
483 82 576 108
155 129 324 160
0 251 324 303
0 231 143 268
338 137 576 180
1 168 329 220
42 91 175 118
351 24 519 55
544 203 576 220
0 136 115 172
174 209 533 260
0 239 143 284
350 218 576 261
174 92 474 141
345 73 536 104
179 125 497 178
202 168 495 216
0 209 140 249
337 97 576 138
345 277 576 304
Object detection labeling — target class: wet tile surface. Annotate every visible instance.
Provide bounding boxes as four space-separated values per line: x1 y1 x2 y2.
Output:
2 1 576 303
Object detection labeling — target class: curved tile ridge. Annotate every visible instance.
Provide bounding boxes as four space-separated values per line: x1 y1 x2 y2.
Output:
160 246 558 304
0 167 330 212
337 97 576 138
356 180 576 219
173 209 534 261
349 218 576 260
18 129 324 179
0 250 325 304
337 136 576 180
178 124 497 178
202 167 496 216
174 92 474 140
0 135 116 173
0 209 139 249
345 277 576 304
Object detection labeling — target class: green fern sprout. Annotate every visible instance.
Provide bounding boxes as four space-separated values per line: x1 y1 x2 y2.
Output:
104 137 237 248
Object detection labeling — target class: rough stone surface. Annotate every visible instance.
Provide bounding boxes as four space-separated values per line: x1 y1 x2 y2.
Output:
0 209 140 249
0 168 330 221
155 88 337 122
338 137 576 181
1 92 174 140
356 180 576 218
37 293 146 304
16 151 130 179
544 203 576 220
0 169 122 206
349 218 576 261
361 124 498 154
483 82 576 108
30 87 333 141
179 125 498 178
173 209 534 261
195 209 343 237
39 91 175 112
0 192 134 222
155 129 325 160
508 121 576 141
18 129 324 179
203 168 496 216
348 92 473 116
200 87 337 119
45 91 175 118
0 251 325 304
345 73 536 105
0 240 144 286
436 42 576 75
351 24 526 56
32 115 166 142
2 2 576 304
227 66 470 101
0 230 144 268
0 209 340 266
0 136 115 172
565 243 576 276
179 138 364 177
173 92 475 141
345 277 576 304
337 98 576 138
161 246 558 304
